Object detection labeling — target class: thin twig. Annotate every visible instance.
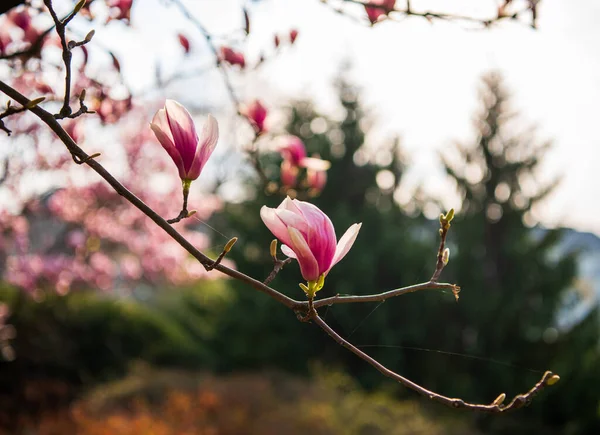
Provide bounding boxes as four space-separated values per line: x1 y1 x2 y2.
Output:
43 0 93 119
0 79 558 414
431 209 453 282
329 0 534 28
0 79 301 311
312 313 558 412
312 281 460 309
264 239 292 285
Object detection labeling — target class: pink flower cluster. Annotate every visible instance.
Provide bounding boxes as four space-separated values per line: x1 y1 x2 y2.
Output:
278 136 330 193
364 0 396 24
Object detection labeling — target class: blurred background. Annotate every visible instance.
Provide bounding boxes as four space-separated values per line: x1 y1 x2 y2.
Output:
1 0 599 434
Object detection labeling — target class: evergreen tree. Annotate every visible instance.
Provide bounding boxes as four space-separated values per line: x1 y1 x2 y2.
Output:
436 71 598 434
210 80 449 384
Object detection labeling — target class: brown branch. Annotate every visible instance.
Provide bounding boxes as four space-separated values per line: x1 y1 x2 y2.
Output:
0 79 301 312
0 80 557 415
330 0 536 28
0 0 25 16
43 0 93 119
431 208 453 283
312 313 558 412
264 239 293 285
0 97 45 135
312 281 459 309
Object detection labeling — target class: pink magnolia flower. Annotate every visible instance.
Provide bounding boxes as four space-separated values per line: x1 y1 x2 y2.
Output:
0 30 12 54
241 99 268 134
150 100 219 181
219 46 245 68
307 167 327 193
289 29 299 44
261 197 361 293
365 0 396 24
108 0 134 22
279 135 330 171
280 159 299 187
7 9 31 30
178 34 190 54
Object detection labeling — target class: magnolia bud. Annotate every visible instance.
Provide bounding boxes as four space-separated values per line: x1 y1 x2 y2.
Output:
442 248 450 265
224 237 238 253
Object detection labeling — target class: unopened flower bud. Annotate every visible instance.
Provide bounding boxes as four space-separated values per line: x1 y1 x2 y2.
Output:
442 248 450 265
270 239 278 259
224 237 238 253
492 393 506 406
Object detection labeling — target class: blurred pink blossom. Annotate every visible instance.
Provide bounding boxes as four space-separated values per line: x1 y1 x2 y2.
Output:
280 159 299 187
219 46 245 68
365 0 396 24
241 100 268 134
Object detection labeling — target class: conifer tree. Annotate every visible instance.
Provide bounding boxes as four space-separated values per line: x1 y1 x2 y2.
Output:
436 71 596 433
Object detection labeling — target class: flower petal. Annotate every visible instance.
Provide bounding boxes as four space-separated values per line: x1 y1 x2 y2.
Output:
329 223 362 273
275 209 308 235
165 99 198 175
260 206 292 247
186 114 219 180
293 200 337 275
288 227 319 282
150 108 186 179
280 244 297 259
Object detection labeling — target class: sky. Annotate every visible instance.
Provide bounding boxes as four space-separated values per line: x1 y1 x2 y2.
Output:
93 0 600 236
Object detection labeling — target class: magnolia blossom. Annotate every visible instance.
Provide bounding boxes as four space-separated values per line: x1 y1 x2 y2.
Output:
365 0 396 24
261 197 361 294
307 167 327 193
242 99 268 134
150 100 219 181
289 29 299 43
279 135 330 171
219 46 246 68
280 159 299 187
178 34 191 54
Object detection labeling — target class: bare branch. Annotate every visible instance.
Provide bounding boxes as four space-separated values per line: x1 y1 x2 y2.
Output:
264 239 293 285
312 313 558 412
0 79 302 312
0 76 557 414
43 0 93 119
326 0 537 28
312 281 460 309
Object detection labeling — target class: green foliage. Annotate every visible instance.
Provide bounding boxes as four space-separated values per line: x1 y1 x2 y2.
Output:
22 365 475 435
0 282 223 430
435 71 599 434
211 80 454 386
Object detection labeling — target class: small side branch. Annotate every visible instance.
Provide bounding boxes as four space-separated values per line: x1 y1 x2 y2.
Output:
0 79 301 312
264 239 293 285
312 313 558 412
43 0 93 119
312 281 459 309
204 237 238 271
431 209 453 283
0 97 45 135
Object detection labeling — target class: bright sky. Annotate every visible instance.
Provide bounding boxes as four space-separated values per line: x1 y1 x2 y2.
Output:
96 0 600 236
